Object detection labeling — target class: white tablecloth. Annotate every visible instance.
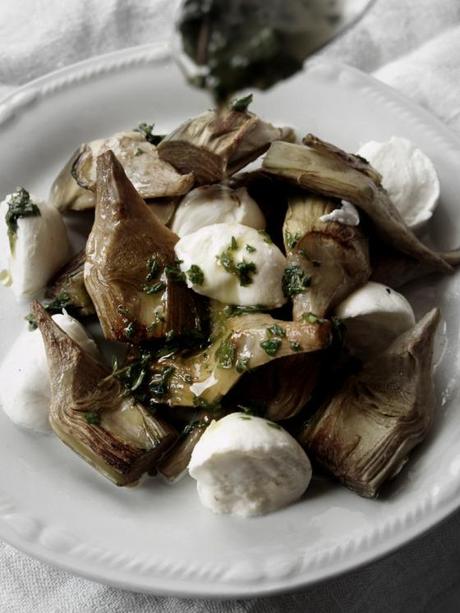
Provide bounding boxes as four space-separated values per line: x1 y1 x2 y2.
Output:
1 1 460 611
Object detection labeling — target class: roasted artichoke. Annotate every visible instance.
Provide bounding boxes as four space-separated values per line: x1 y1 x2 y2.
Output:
32 301 177 486
299 308 440 497
84 150 205 343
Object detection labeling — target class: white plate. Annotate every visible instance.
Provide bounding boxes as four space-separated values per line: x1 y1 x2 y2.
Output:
0 42 460 599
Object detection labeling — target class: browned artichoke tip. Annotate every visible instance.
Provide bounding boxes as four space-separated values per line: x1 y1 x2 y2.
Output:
49 147 96 211
299 308 441 498
84 149 204 343
46 249 95 317
283 193 371 319
155 313 332 408
158 108 295 185
73 132 194 199
262 137 452 275
31 300 177 486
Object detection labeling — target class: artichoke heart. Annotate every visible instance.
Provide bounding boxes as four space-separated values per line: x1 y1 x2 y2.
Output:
299 308 440 498
84 150 204 343
283 193 370 318
50 131 194 212
31 301 177 486
47 249 95 317
158 108 295 184
154 311 331 408
262 135 452 274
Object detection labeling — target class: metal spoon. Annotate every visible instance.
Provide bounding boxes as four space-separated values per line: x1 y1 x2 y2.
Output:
172 0 376 102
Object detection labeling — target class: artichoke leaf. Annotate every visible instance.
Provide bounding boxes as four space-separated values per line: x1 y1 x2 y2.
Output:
84 150 205 343
299 308 440 498
262 136 452 274
31 301 177 486
50 132 194 212
158 108 295 184
49 148 96 212
46 249 95 317
283 193 371 318
155 311 331 408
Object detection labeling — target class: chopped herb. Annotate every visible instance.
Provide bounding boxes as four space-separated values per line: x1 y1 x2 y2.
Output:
182 418 210 436
117 304 129 316
260 338 282 356
25 313 37 330
143 281 166 294
240 414 252 420
284 230 301 250
223 304 267 317
146 256 161 281
85 411 101 426
216 336 236 369
236 356 250 373
135 147 144 157
164 261 186 284
267 324 286 338
267 421 281 430
282 264 311 297
231 93 253 112
149 366 175 399
235 260 257 286
289 341 302 352
230 236 238 250
302 312 327 325
386 288 391 295
216 245 257 286
124 322 136 339
186 264 205 285
5 188 40 248
258 229 272 244
245 244 256 253
134 122 164 146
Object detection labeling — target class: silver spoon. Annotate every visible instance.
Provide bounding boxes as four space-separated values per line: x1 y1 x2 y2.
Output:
172 0 376 102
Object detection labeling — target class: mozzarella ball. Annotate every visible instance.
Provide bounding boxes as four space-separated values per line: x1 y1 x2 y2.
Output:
171 184 266 237
175 223 287 307
357 137 440 231
0 313 99 433
0 190 71 300
189 413 312 517
335 281 415 357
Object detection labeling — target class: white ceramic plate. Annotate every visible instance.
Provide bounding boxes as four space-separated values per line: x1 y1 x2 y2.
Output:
0 42 460 599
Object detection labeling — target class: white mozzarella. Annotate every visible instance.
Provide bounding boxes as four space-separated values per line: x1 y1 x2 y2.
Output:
175 223 287 307
171 184 265 237
357 137 440 231
189 412 312 517
0 190 71 300
335 281 416 357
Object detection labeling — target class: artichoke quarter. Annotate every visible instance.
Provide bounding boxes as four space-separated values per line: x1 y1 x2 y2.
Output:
31 301 177 486
299 308 440 498
84 150 205 343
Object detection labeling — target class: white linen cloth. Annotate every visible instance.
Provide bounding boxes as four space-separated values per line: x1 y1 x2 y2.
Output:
1 0 460 611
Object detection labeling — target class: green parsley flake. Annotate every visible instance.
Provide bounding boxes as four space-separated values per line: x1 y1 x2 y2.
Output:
267 324 286 338
149 366 175 398
124 322 136 339
245 244 256 253
231 93 253 112
236 356 250 373
134 122 164 146
5 188 40 249
143 281 166 294
216 336 236 369
282 264 311 297
289 341 302 352
260 338 282 356
302 312 327 325
85 411 101 426
186 264 205 285
284 230 301 250
165 261 186 283
230 236 238 250
146 256 161 281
